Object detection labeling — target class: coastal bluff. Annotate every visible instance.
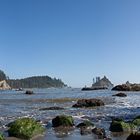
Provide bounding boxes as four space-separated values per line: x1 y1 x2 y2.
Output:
0 80 11 90
0 69 66 89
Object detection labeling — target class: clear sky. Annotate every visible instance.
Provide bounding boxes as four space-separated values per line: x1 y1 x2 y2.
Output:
0 0 140 87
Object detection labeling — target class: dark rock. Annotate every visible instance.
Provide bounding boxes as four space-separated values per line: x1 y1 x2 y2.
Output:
80 127 92 135
112 92 127 97
39 106 64 111
25 90 34 95
109 118 135 132
112 84 140 91
132 116 140 126
77 120 94 128
77 120 95 135
72 98 104 108
8 118 45 139
92 127 106 139
127 132 140 140
52 115 74 127
53 126 74 137
82 87 107 91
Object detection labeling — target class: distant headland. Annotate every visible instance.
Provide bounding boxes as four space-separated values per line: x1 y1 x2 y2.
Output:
0 70 66 89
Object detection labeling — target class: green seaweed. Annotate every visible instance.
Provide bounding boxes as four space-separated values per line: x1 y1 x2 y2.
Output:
8 118 45 140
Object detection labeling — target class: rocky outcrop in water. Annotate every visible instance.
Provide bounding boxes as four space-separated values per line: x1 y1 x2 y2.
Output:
25 90 34 95
52 115 74 127
72 99 105 108
112 92 127 97
39 106 64 111
0 80 11 90
112 83 140 91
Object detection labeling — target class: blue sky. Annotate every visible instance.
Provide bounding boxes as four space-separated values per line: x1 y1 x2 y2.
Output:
0 0 140 87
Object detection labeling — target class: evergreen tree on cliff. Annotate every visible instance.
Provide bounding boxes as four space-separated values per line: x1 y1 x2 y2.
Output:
0 70 6 81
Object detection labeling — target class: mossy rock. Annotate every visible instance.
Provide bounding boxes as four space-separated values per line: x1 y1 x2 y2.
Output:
0 133 5 140
8 118 45 140
77 120 94 128
132 116 140 126
109 119 133 132
52 115 74 127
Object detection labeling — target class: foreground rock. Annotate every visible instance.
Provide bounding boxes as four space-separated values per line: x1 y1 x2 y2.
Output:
8 118 45 139
25 90 34 95
72 99 104 108
112 83 140 91
112 92 127 97
39 106 64 111
127 132 140 140
109 119 132 132
92 128 107 139
77 120 94 128
109 117 140 132
77 120 95 135
52 115 74 127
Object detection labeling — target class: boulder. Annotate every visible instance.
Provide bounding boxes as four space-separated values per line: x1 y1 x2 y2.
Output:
132 116 140 126
52 115 74 127
77 120 94 128
72 99 104 108
109 118 135 132
39 106 64 111
77 120 95 135
25 90 34 95
8 118 45 139
127 132 140 140
112 92 127 97
92 127 106 139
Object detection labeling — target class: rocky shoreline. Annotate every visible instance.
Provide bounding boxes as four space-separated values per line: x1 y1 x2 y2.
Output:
0 96 139 140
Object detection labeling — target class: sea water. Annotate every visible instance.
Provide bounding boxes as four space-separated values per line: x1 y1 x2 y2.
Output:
0 88 140 140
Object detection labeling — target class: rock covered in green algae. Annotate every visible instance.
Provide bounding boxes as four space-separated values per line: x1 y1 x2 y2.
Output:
109 118 135 132
52 115 74 127
0 133 5 140
8 118 45 140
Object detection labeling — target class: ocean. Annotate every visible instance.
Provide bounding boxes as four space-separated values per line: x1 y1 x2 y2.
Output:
0 88 140 140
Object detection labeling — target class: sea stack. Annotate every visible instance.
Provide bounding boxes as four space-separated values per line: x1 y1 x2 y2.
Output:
82 76 113 91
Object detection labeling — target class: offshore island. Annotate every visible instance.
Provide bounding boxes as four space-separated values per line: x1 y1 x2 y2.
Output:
82 76 114 91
